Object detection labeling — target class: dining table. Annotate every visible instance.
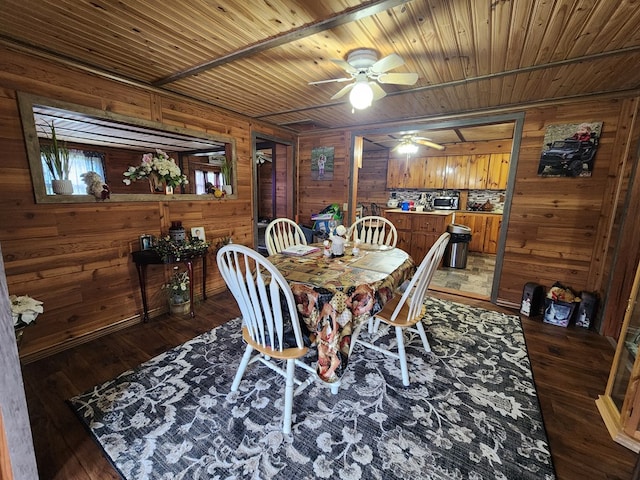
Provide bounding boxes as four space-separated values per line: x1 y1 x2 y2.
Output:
269 244 415 384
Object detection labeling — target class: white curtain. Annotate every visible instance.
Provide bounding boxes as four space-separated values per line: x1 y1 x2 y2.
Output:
42 149 106 195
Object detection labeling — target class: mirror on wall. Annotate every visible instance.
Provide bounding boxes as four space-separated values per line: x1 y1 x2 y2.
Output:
18 93 237 203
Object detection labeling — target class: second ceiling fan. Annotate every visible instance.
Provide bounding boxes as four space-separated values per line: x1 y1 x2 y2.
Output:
392 134 445 152
309 48 418 109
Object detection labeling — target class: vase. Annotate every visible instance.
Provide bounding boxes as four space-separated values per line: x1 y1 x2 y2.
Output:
169 221 186 242
169 300 190 315
52 179 73 195
148 174 165 193
222 185 232 195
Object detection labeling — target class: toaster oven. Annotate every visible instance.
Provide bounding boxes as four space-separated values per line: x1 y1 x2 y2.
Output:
432 196 460 210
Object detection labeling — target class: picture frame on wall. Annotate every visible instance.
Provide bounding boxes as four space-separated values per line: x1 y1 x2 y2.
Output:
537 121 603 177
311 146 334 181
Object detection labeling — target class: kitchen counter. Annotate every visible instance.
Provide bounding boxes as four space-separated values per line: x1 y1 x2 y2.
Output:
458 210 503 215
385 210 453 261
385 209 455 216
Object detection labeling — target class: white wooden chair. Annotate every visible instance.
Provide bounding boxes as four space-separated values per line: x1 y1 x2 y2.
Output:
217 244 316 434
265 218 308 256
347 215 398 248
351 232 451 386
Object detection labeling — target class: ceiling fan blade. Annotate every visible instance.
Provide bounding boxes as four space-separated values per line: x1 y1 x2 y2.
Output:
415 138 445 150
370 82 387 101
371 53 404 74
330 58 358 74
308 77 353 85
377 72 419 85
331 82 355 100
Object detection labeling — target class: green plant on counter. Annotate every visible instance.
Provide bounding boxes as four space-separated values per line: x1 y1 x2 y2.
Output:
40 121 70 180
220 157 232 185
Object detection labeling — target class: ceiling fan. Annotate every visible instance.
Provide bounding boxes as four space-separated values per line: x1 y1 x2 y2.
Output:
392 134 446 153
309 48 418 109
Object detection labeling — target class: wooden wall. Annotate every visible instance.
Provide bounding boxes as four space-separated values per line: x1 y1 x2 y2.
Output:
298 96 640 337
257 161 273 219
297 131 351 228
502 99 636 312
0 46 295 362
357 150 392 209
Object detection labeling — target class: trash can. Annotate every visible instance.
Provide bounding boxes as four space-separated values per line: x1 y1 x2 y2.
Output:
444 224 472 269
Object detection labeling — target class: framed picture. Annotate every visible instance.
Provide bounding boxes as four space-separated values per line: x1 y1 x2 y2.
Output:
191 227 206 242
311 146 334 181
139 234 153 251
537 121 603 177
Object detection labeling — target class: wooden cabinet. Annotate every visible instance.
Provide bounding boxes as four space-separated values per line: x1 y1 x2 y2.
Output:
386 154 509 190
385 156 425 189
386 211 453 262
455 213 502 254
597 262 640 452
487 153 510 190
444 155 471 189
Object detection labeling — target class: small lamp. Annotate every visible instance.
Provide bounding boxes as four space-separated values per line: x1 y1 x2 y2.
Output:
349 74 374 110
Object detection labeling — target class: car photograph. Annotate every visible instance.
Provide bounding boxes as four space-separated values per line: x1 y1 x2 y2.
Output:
538 136 599 177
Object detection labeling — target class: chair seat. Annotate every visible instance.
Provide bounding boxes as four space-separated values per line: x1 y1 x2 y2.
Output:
241 327 309 360
375 294 426 329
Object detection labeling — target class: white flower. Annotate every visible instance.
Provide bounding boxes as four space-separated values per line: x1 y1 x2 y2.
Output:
10 295 44 328
122 149 188 188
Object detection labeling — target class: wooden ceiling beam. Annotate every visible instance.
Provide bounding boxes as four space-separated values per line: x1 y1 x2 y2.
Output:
153 0 411 87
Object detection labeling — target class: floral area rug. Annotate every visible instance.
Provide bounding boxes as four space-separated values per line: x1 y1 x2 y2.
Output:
68 298 556 480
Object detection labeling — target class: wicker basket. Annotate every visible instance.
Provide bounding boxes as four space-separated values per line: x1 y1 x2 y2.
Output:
169 301 190 316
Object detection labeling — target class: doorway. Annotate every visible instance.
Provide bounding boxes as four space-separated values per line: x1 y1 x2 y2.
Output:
350 113 524 303
252 133 295 255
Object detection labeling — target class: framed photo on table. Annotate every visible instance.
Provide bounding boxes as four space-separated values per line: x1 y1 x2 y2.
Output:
191 227 206 242
139 234 153 251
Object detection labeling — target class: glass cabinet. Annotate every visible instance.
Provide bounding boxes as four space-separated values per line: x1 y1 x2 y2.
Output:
597 262 640 452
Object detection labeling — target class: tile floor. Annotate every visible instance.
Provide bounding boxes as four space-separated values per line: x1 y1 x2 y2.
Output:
431 252 497 298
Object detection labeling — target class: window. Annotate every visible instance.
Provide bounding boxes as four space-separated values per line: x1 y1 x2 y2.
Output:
41 148 106 195
194 169 224 194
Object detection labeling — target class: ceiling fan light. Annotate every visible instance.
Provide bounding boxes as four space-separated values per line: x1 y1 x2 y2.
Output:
349 81 374 110
398 142 418 154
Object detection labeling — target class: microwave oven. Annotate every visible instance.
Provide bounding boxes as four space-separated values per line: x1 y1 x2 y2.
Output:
432 196 460 210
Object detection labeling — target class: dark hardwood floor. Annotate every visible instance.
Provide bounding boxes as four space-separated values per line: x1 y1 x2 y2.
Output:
19 290 638 479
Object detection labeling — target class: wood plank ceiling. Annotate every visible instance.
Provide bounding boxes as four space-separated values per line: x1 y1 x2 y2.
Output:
1 0 639 141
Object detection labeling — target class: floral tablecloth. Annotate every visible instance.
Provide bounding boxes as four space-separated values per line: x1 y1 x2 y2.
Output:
270 248 415 383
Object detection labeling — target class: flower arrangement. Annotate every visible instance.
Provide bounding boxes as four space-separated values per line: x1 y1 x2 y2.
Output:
40 121 70 180
10 294 44 329
122 149 189 191
153 235 210 262
163 267 190 304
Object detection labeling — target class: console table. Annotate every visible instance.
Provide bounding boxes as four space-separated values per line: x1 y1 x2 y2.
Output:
131 250 208 322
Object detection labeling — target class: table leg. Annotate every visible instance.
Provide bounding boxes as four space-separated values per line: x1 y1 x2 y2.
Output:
135 263 150 322
202 254 207 301
185 260 195 318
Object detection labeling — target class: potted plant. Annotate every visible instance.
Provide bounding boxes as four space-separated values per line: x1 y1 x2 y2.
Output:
220 157 232 195
163 267 191 315
10 294 44 346
41 121 72 194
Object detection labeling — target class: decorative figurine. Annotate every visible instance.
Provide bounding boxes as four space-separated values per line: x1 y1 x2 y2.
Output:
323 239 332 257
330 225 347 257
